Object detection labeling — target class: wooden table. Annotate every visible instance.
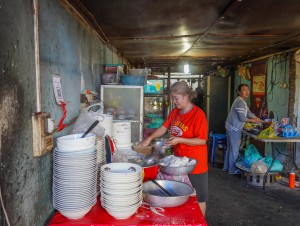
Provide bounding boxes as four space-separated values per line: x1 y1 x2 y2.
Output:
241 130 300 189
48 196 207 226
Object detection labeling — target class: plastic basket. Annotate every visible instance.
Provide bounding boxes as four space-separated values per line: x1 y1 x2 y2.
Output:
132 145 153 155
120 75 145 86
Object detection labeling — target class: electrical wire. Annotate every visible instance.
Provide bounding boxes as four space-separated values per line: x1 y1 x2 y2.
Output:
266 54 290 106
0 186 11 226
53 115 79 133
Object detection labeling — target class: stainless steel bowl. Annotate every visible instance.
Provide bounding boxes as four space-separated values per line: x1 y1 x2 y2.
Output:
142 180 194 207
159 158 197 175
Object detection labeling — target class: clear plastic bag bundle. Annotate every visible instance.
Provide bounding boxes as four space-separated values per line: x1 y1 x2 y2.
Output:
72 103 105 137
250 160 268 174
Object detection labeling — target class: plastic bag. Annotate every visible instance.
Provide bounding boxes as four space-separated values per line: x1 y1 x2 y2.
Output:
72 103 105 137
243 144 262 168
250 159 268 173
257 124 277 138
263 156 283 172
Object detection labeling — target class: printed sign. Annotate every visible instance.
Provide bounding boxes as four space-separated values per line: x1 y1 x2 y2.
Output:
52 74 65 104
252 74 265 95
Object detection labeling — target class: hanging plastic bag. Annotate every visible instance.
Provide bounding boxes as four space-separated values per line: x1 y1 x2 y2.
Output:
257 124 277 138
250 159 268 174
243 144 262 168
263 156 283 172
72 103 105 137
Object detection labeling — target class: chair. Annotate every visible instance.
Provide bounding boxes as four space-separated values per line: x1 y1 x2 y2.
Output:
209 133 227 166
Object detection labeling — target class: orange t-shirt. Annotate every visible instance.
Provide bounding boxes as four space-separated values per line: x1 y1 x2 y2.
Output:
162 105 208 174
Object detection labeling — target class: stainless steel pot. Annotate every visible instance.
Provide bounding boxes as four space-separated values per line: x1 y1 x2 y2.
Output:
159 158 197 175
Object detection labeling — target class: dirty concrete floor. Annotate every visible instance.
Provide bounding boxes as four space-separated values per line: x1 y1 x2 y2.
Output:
206 165 300 226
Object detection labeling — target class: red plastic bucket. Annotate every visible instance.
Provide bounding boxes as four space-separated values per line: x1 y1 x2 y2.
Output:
143 164 159 182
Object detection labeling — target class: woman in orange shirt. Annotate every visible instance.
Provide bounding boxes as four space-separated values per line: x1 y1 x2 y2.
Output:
140 81 208 216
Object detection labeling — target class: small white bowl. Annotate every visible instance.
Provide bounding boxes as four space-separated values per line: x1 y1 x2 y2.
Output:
55 147 96 153
59 206 92 219
105 207 138 219
100 163 142 174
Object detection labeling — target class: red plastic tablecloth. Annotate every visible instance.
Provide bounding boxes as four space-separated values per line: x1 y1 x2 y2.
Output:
48 196 207 226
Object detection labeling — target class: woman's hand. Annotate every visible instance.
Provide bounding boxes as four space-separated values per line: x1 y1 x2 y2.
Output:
139 137 152 146
165 136 181 146
252 117 263 123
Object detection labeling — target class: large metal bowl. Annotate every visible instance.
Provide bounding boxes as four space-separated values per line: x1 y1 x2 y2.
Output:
159 158 198 175
142 180 194 207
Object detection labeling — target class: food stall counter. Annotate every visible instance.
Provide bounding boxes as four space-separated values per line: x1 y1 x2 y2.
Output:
48 196 207 226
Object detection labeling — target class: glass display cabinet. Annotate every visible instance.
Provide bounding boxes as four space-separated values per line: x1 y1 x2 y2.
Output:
100 85 144 142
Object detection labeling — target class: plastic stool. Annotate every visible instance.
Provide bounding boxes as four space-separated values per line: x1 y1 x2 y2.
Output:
209 133 227 166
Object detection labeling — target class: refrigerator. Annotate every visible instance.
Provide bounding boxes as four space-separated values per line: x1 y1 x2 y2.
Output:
203 76 231 134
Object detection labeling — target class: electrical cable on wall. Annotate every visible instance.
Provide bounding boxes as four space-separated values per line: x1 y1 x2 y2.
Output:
0 186 11 226
266 54 289 107
57 102 67 131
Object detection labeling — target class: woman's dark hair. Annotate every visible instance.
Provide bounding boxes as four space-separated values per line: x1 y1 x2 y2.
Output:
237 84 249 92
236 84 249 96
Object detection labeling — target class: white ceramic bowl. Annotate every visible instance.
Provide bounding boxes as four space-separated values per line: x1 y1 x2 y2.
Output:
100 175 141 184
54 198 95 208
53 174 96 182
53 170 97 179
100 186 142 196
54 152 96 159
53 189 96 198
101 180 141 189
101 196 141 207
100 163 142 174
54 200 95 209
101 188 142 200
53 163 97 170
59 206 92 219
57 133 96 151
53 179 96 186
55 147 97 155
105 208 137 219
102 199 141 211
53 183 96 192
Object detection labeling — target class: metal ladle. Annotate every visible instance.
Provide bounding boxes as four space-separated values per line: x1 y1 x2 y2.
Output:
81 120 99 138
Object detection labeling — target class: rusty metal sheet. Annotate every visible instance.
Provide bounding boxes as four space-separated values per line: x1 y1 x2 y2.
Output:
68 0 300 74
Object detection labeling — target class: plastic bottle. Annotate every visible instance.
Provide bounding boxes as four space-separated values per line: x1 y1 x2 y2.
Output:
289 170 295 189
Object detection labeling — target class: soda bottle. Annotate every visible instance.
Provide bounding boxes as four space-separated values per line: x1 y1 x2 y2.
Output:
289 170 295 189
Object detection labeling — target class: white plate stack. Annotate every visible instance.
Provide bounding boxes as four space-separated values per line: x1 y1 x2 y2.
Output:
53 133 97 219
112 121 132 149
100 163 143 219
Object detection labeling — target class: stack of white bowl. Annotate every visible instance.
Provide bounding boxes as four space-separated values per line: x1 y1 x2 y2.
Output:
53 133 97 219
100 163 143 219
96 137 106 194
96 137 106 164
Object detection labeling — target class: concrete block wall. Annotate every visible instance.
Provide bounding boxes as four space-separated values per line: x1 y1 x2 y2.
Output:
0 0 124 225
